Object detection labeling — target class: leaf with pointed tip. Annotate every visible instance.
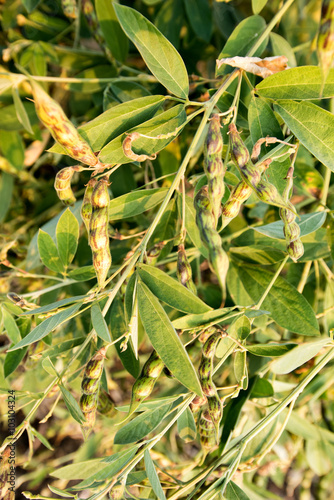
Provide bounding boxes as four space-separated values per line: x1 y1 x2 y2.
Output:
38 229 64 273
56 208 79 268
91 303 111 343
137 281 202 395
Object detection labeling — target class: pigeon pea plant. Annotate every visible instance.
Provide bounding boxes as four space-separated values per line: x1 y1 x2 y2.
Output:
1 0 334 499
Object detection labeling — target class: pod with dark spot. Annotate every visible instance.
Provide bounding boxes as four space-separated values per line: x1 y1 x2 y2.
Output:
176 244 197 295
81 178 98 234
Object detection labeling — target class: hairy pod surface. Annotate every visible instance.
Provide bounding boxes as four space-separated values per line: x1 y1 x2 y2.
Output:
97 389 115 415
222 180 252 221
80 393 97 412
54 167 76 205
288 240 304 261
190 395 207 415
30 80 97 166
177 244 197 295
142 351 165 379
283 221 300 242
228 123 250 170
89 179 111 287
81 178 97 233
81 377 100 395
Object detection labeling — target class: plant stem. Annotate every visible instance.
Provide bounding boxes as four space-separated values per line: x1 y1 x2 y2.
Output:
297 261 312 293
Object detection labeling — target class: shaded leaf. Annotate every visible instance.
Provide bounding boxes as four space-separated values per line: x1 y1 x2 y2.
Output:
246 343 297 357
91 303 111 343
144 450 166 500
59 385 86 424
253 212 326 240
271 338 329 374
96 0 129 62
109 188 168 221
225 481 251 500
177 407 197 442
56 208 79 268
38 229 64 274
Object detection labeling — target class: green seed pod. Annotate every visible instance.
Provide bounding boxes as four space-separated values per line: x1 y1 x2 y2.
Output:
80 347 106 437
89 178 111 287
198 326 217 344
142 351 165 379
221 180 253 227
30 80 97 166
198 411 216 451
202 330 222 359
82 0 106 46
54 167 77 205
128 350 165 417
288 240 304 262
228 123 250 170
283 221 300 242
207 395 222 439
177 244 197 295
81 178 97 233
204 115 225 225
190 395 207 416
255 179 295 213
61 0 78 19
317 0 334 82
81 376 100 395
194 186 229 301
146 242 166 266
97 389 115 415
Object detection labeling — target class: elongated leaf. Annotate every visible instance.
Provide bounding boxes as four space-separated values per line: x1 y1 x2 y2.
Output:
137 264 211 314
172 307 239 330
99 104 187 164
216 16 267 76
274 101 334 171
155 0 184 49
114 4 189 98
91 303 111 343
251 378 274 398
2 308 21 344
107 295 140 378
38 229 64 273
271 338 329 374
50 95 165 154
114 402 172 444
21 295 86 316
184 0 212 42
96 0 129 62
144 450 167 500
248 97 283 147
138 281 202 395
225 481 251 500
270 33 296 68
73 447 139 489
181 195 208 259
116 395 181 413
177 407 197 442
59 386 86 424
306 439 332 476
12 86 34 134
109 188 168 220
0 173 14 223
8 303 82 351
68 266 96 282
51 458 110 480
56 208 79 268
230 245 286 265
253 212 326 240
256 67 334 100
246 343 297 357
227 263 319 336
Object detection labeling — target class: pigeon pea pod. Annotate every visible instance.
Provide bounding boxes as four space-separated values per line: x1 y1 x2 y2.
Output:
194 186 229 301
54 166 82 206
127 351 165 417
89 178 111 287
176 244 197 295
204 114 225 225
221 180 253 226
80 347 107 438
30 80 97 167
81 178 97 234
97 388 115 415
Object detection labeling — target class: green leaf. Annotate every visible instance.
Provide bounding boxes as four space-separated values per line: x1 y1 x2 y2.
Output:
137 281 202 395
216 16 267 76
253 212 326 240
256 67 334 100
181 195 209 259
68 65 117 94
38 229 64 274
108 188 168 220
250 378 274 398
42 356 59 377
306 439 333 476
230 245 286 265
149 198 177 262
12 87 34 134
0 173 14 223
2 308 21 344
73 447 139 489
155 0 184 49
96 0 129 62
116 395 181 413
270 33 296 68
271 338 329 374
21 295 85 316
177 407 197 443
22 0 41 13
274 101 334 171
68 266 96 282
248 96 283 148
184 0 212 42
144 450 167 500
114 4 189 99
234 350 248 389
227 263 319 336
229 315 251 341
246 343 297 357
59 385 86 424
56 208 79 268
0 130 25 171
172 307 239 330
283 408 334 443
225 481 251 500
137 264 211 314
99 104 187 164
31 427 54 451
114 402 172 445
91 303 111 343
51 458 109 480
107 295 140 378
49 95 165 154
8 303 82 351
